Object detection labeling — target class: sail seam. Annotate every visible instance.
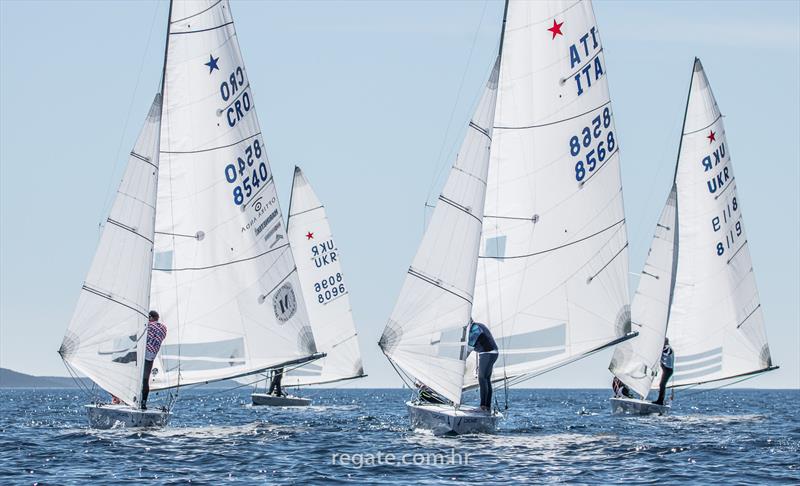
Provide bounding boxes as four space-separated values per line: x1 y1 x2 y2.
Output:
438 195 481 223
562 48 604 82
289 205 324 218
160 131 261 154
726 239 748 264
407 267 472 304
713 178 735 200
153 243 289 272
736 303 761 329
579 147 619 186
106 218 154 244
494 100 611 130
479 218 625 260
81 284 148 319
588 242 628 282
170 21 233 35
220 83 251 112
170 0 222 23
683 114 723 136
130 151 158 169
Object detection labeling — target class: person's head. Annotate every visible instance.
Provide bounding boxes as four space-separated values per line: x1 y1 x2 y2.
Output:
664 337 670 346
149 310 160 322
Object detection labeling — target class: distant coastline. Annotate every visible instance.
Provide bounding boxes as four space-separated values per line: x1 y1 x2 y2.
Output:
0 368 236 389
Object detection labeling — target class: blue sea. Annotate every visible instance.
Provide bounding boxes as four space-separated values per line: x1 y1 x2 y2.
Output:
0 388 797 484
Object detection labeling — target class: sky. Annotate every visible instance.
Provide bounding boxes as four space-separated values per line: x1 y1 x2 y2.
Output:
1 0 798 390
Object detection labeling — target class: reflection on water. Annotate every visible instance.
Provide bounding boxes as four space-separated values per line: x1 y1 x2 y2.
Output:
0 388 797 483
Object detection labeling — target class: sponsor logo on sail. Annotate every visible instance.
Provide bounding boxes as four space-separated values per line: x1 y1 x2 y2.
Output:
273 283 297 323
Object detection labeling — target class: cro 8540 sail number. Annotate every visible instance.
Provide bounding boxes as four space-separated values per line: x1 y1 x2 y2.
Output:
223 139 270 206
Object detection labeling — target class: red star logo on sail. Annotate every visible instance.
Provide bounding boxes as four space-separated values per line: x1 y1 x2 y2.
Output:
707 130 716 143
547 19 564 39
306 231 314 240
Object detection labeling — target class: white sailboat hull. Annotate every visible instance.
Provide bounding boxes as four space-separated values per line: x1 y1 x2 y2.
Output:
85 404 170 429
251 393 311 407
610 397 669 416
406 401 501 435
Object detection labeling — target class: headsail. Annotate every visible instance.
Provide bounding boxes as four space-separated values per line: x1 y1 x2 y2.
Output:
283 167 364 386
664 58 774 387
379 60 500 406
469 0 631 389
59 95 163 407
149 0 318 390
610 187 678 398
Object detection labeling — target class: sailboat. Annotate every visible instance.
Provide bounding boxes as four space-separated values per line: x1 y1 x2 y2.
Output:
379 0 635 435
58 0 323 429
251 166 365 406
609 58 778 415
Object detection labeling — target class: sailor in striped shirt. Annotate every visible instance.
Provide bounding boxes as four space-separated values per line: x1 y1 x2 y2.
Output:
141 310 167 410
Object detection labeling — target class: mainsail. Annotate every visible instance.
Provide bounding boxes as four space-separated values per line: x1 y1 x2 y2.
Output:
609 187 678 398
379 60 500 406
61 0 321 404
467 0 632 389
282 167 365 386
59 96 163 407
148 0 319 390
660 59 774 387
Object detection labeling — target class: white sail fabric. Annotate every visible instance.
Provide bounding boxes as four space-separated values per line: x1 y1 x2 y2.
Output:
610 187 677 398
149 0 317 390
59 95 163 407
380 60 500 406
664 59 772 387
282 167 364 386
469 0 631 388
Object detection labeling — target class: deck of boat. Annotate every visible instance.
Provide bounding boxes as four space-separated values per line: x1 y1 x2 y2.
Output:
610 397 670 416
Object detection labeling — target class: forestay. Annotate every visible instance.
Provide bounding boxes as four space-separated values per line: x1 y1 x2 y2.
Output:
468 0 631 389
379 60 500 406
664 59 773 387
59 95 163 407
283 167 364 386
149 0 318 390
609 187 677 398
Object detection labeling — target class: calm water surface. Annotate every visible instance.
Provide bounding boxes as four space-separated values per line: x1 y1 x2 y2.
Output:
0 388 797 484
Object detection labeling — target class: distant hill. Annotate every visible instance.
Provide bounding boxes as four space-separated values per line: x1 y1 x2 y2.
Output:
0 368 245 389
0 368 92 388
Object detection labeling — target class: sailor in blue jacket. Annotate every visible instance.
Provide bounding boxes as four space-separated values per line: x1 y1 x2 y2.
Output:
653 338 674 406
466 320 499 412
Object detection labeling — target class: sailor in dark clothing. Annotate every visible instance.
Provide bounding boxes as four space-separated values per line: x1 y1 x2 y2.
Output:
654 338 674 405
466 320 499 412
612 377 634 399
268 367 284 397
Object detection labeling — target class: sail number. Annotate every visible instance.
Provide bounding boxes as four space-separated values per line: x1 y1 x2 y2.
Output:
569 107 616 182
712 196 742 257
224 139 270 206
314 272 346 304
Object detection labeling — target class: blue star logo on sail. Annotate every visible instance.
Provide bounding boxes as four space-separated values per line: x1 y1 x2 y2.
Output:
205 54 220 74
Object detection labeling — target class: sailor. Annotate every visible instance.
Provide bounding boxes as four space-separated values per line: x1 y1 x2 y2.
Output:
268 367 284 397
141 310 167 410
466 319 499 412
417 382 447 405
612 376 633 399
653 338 674 406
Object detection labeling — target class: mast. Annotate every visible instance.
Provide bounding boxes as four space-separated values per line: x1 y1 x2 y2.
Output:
671 58 698 183
159 0 173 98
497 0 509 57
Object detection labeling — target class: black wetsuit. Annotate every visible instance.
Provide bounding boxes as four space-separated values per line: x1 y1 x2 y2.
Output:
655 345 674 405
268 367 284 396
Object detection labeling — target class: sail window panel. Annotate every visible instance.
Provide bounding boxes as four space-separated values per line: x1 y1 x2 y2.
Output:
673 354 723 373
154 251 174 272
497 349 565 367
674 346 723 364
672 364 723 383
484 236 507 258
499 323 566 350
